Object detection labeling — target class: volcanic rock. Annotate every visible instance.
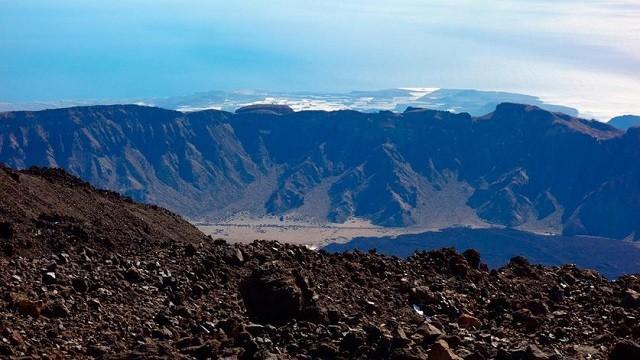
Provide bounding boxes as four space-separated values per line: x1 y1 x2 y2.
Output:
621 289 640 308
428 339 463 360
458 314 482 329
240 264 304 325
0 166 638 358
609 340 640 360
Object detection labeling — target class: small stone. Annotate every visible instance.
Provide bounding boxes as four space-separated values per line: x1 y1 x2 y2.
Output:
458 314 482 329
622 289 640 309
392 326 412 348
15 298 43 318
4 329 24 346
86 344 110 357
526 345 550 360
0 343 13 356
56 252 70 264
184 243 198 257
152 327 173 339
182 342 215 358
45 262 57 272
125 267 142 283
526 300 549 316
313 342 338 358
88 299 101 310
363 299 377 312
416 322 444 344
428 339 463 360
340 330 365 352
510 345 550 360
235 248 244 264
42 272 56 285
155 311 174 326
42 301 71 318
410 286 437 306
72 277 89 293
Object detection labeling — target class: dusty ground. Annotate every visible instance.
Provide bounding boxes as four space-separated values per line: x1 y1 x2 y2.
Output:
194 216 447 249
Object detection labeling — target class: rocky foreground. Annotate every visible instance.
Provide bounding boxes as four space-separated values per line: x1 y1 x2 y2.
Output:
1 166 640 359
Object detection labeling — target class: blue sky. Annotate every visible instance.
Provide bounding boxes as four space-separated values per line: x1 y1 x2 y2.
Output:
1 0 639 118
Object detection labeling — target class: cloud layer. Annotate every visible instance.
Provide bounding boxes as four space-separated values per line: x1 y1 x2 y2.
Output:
0 0 638 119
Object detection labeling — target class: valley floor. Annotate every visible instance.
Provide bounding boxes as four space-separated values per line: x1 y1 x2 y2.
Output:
194 216 461 249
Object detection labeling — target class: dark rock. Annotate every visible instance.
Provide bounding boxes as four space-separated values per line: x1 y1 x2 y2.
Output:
88 298 101 310
86 344 110 357
449 256 470 277
72 277 89 293
125 267 143 282
313 342 338 358
415 322 444 344
392 326 412 348
182 342 216 359
155 311 174 326
463 249 481 269
509 345 550 360
340 330 365 352
56 252 70 264
41 301 71 318
526 300 549 316
14 297 43 318
513 309 540 332
184 243 198 257
240 265 303 325
0 222 13 239
152 327 173 339
428 339 462 360
458 314 482 329
0 343 14 356
622 289 640 309
548 285 564 302
410 286 437 306
364 323 384 342
42 271 56 285
609 340 640 360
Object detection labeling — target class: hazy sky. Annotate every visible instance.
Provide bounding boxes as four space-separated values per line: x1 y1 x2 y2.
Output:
1 0 639 118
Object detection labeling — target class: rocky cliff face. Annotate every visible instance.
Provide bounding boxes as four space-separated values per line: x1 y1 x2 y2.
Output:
1 167 639 359
1 103 637 239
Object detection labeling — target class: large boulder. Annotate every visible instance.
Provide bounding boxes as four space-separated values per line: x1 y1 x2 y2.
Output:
240 263 304 325
609 341 640 360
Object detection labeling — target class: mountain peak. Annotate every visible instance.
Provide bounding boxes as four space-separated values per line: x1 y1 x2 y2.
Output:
493 102 542 114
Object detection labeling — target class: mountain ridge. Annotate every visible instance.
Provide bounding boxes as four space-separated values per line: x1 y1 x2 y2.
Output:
1 102 637 240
